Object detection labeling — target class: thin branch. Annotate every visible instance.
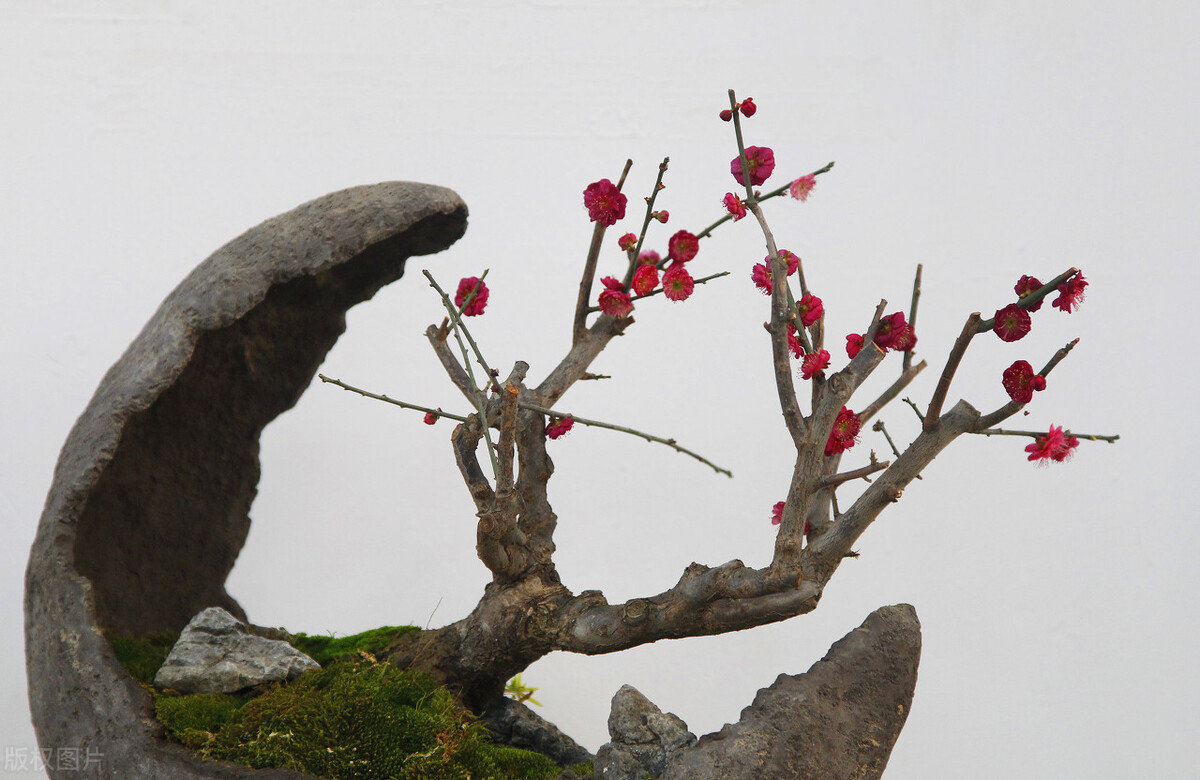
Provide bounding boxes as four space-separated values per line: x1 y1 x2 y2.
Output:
319 374 469 423
819 457 890 488
622 157 670 290
973 427 1120 443
872 419 922 480
974 338 1080 430
859 360 927 424
425 322 478 404
518 402 732 477
574 160 634 343
925 312 982 430
903 264 923 373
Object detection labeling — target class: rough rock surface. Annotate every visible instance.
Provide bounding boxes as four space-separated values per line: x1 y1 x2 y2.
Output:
659 604 922 780
481 696 595 768
155 608 319 693
595 685 696 780
25 182 467 779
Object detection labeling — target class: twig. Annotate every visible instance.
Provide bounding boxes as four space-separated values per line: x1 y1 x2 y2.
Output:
974 427 1120 443
859 360 927 424
902 397 925 423
925 312 982 430
872 419 922 480
518 401 733 477
319 374 469 423
574 160 634 343
903 264 923 373
819 457 890 488
623 157 670 290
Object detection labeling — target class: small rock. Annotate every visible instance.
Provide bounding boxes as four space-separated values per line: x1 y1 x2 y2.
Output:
154 607 319 693
596 684 696 780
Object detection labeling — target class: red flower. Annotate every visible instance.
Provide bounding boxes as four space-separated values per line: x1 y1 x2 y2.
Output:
719 109 733 122
598 276 632 317
455 276 489 316
618 232 638 251
423 411 438 425
1001 360 1047 404
546 416 575 440
789 174 816 202
739 98 757 117
796 293 824 327
1014 275 1044 312
751 262 773 295
662 264 695 302
583 179 627 226
731 146 776 186
993 303 1032 342
825 407 861 456
874 312 916 351
723 192 747 221
1052 271 1087 313
632 263 659 297
771 501 785 525
667 230 699 263
800 349 831 380
846 333 864 359
786 323 804 359
771 250 800 276
1025 424 1079 463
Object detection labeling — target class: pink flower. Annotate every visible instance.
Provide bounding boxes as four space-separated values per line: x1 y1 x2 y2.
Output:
874 312 917 352
662 264 695 302
787 323 804 359
618 232 638 251
423 411 438 425
632 263 659 297
846 333 864 359
800 349 830 380
789 174 816 202
1014 275 1044 312
723 192 747 221
583 179 627 226
1001 360 1046 404
731 146 776 187
598 276 633 318
993 303 1032 342
771 501 785 525
739 98 757 117
638 249 661 265
455 277 489 316
751 262 773 295
825 407 861 456
653 210 669 224
1052 271 1087 313
546 416 575 440
796 293 824 327
667 230 699 263
1025 424 1079 463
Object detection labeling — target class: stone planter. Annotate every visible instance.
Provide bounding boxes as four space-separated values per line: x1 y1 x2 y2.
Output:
24 182 468 779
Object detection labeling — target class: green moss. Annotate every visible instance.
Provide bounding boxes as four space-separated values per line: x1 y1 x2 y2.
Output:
108 631 178 685
108 626 561 779
288 625 419 666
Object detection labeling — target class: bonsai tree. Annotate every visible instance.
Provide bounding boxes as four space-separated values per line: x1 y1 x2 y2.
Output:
317 90 1116 718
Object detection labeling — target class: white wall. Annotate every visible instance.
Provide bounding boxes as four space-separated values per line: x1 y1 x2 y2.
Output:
3 2 1198 777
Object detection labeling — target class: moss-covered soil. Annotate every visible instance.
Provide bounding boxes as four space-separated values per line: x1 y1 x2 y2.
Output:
109 626 574 780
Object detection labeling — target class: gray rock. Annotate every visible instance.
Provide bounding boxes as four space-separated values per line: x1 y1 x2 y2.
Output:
26 181 467 778
155 608 319 693
596 685 696 780
482 696 595 767
660 604 922 780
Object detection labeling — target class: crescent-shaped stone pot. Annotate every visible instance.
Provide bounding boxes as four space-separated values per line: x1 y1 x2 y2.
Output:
25 182 468 779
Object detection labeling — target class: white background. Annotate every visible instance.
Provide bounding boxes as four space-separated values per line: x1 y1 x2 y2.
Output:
3 2 1198 777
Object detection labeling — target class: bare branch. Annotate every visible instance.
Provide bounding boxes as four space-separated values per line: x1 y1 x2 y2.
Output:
425 322 478 404
974 427 1120 443
903 264 923 373
859 360 927 424
518 401 732 477
925 312 982 430
318 374 468 423
820 456 890 489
